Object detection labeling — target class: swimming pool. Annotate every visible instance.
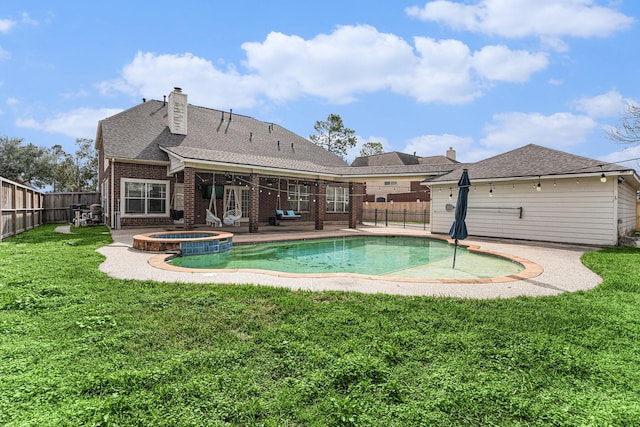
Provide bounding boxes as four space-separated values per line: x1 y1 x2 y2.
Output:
167 236 524 280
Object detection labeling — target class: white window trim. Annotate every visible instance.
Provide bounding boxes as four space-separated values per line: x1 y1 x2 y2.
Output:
288 183 311 212
326 186 349 213
120 178 170 217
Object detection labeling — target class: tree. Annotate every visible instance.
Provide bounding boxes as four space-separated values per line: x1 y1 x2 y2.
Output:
607 103 640 144
309 113 357 159
0 136 97 191
49 138 98 192
0 136 52 187
359 141 384 157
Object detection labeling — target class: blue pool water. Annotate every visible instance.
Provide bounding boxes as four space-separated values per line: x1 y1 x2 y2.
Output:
168 236 524 279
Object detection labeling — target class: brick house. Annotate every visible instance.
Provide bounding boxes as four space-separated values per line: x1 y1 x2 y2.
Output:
95 88 445 232
351 150 458 202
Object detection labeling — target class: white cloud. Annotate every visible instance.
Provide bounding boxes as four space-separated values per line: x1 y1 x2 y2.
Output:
59 89 89 100
404 134 474 159
21 12 38 26
16 107 122 139
100 25 549 109
598 145 640 167
406 0 634 38
98 51 264 109
6 97 18 105
0 45 10 59
395 37 479 104
574 89 634 118
242 25 416 104
472 45 548 82
0 19 16 33
480 111 597 151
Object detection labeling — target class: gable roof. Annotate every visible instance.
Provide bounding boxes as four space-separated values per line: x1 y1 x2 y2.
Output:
351 151 420 167
351 151 458 167
427 144 637 184
97 100 349 170
419 155 458 166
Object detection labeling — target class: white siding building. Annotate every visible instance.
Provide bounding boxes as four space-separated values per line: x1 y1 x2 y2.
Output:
428 145 640 246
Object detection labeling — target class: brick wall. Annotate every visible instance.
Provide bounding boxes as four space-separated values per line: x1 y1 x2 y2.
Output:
112 162 175 227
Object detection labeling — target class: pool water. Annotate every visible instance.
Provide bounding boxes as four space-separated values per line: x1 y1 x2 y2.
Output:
168 236 524 280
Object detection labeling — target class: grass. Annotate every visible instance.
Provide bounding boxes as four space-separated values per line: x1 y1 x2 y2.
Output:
1 224 640 426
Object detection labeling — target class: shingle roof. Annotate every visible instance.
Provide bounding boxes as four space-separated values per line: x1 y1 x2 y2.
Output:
419 155 458 165
351 151 458 167
99 100 349 169
351 151 420 167
99 102 633 183
427 144 633 183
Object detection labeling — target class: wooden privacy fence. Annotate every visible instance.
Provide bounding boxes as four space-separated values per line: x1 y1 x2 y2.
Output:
43 192 101 224
1 176 44 241
362 201 431 230
1 175 102 241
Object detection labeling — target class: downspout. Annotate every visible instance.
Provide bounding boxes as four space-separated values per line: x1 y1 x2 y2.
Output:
613 176 620 245
110 158 115 229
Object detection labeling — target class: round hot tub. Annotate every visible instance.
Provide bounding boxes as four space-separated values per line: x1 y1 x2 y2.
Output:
133 230 234 256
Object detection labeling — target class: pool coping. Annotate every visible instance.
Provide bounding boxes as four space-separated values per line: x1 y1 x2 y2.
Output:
91 225 604 298
147 233 544 284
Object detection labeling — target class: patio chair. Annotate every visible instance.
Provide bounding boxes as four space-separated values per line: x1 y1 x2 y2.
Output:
276 209 301 220
206 208 222 227
223 208 242 226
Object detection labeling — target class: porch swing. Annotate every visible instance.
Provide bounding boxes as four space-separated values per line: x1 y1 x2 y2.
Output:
223 185 242 226
205 174 222 227
275 178 301 220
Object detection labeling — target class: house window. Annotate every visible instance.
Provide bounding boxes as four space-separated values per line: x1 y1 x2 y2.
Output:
327 186 349 213
384 181 397 186
122 179 169 216
288 184 310 212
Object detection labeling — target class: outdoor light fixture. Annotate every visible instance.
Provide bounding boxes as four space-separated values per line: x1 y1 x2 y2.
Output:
536 176 542 192
600 173 607 183
449 188 453 200
489 184 493 197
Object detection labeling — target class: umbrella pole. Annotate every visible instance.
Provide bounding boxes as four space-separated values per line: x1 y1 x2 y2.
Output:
452 239 458 268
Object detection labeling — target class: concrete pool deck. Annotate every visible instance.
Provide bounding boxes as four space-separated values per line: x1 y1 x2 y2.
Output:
85 223 604 299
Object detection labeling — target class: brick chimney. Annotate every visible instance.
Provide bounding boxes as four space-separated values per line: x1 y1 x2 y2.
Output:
168 87 187 135
446 147 456 161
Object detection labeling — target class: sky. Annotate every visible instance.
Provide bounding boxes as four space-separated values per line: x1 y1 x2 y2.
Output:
1 0 640 168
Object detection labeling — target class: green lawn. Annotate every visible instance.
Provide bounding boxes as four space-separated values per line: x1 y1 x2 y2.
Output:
1 225 639 426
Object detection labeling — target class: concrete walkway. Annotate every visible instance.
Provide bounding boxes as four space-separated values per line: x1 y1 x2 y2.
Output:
84 224 604 299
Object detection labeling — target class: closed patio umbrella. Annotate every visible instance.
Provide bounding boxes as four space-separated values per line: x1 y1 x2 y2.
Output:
449 169 470 268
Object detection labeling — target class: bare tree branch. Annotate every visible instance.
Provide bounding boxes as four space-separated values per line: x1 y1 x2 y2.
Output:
607 103 640 144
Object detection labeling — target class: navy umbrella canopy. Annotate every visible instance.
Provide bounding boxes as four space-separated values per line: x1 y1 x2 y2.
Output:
449 169 470 268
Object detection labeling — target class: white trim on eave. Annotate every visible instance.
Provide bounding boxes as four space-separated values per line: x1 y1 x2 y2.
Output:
159 146 451 182
425 170 640 189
